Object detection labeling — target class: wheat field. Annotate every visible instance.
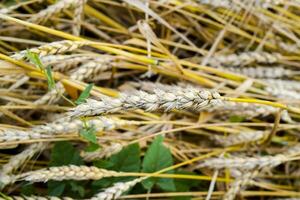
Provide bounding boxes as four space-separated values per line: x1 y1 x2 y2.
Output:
1 0 300 199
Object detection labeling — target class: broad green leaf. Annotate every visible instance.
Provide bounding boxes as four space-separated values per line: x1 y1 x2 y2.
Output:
48 142 84 197
46 66 55 90
79 125 97 144
25 50 44 71
75 84 93 105
173 171 200 200
49 141 83 166
92 144 141 190
142 136 175 191
85 143 101 152
70 182 85 197
48 181 65 196
110 143 140 172
20 184 35 196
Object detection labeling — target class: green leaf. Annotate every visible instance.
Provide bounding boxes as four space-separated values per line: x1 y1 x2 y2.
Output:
70 182 85 197
25 50 44 71
110 143 140 172
173 171 200 200
142 136 175 191
229 115 245 122
85 143 101 152
75 84 93 105
21 183 35 196
46 66 55 90
79 125 97 144
48 142 84 197
49 141 83 166
48 181 65 196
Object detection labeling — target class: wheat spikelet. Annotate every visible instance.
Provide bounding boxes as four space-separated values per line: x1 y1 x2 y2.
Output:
219 66 292 78
0 143 45 188
10 196 73 200
212 131 268 146
69 88 222 117
18 165 121 182
72 0 86 36
223 170 257 200
81 142 124 162
91 177 146 200
11 40 90 59
28 0 81 24
207 51 282 67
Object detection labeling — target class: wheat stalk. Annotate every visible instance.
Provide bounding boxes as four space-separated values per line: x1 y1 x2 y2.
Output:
69 88 222 117
18 165 121 182
11 40 91 59
91 177 146 200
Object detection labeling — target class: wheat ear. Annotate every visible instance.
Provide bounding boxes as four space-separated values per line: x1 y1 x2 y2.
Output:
72 0 86 36
207 51 282 67
28 0 81 24
91 177 146 200
212 131 268 146
223 170 258 200
18 165 122 182
69 88 222 117
11 40 90 59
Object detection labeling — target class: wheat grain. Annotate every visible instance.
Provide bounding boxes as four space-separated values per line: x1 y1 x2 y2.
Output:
0 128 50 143
11 40 90 59
91 177 145 200
69 88 222 117
28 0 82 24
81 142 124 162
18 165 121 182
266 86 300 100
197 0 286 9
212 131 268 146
